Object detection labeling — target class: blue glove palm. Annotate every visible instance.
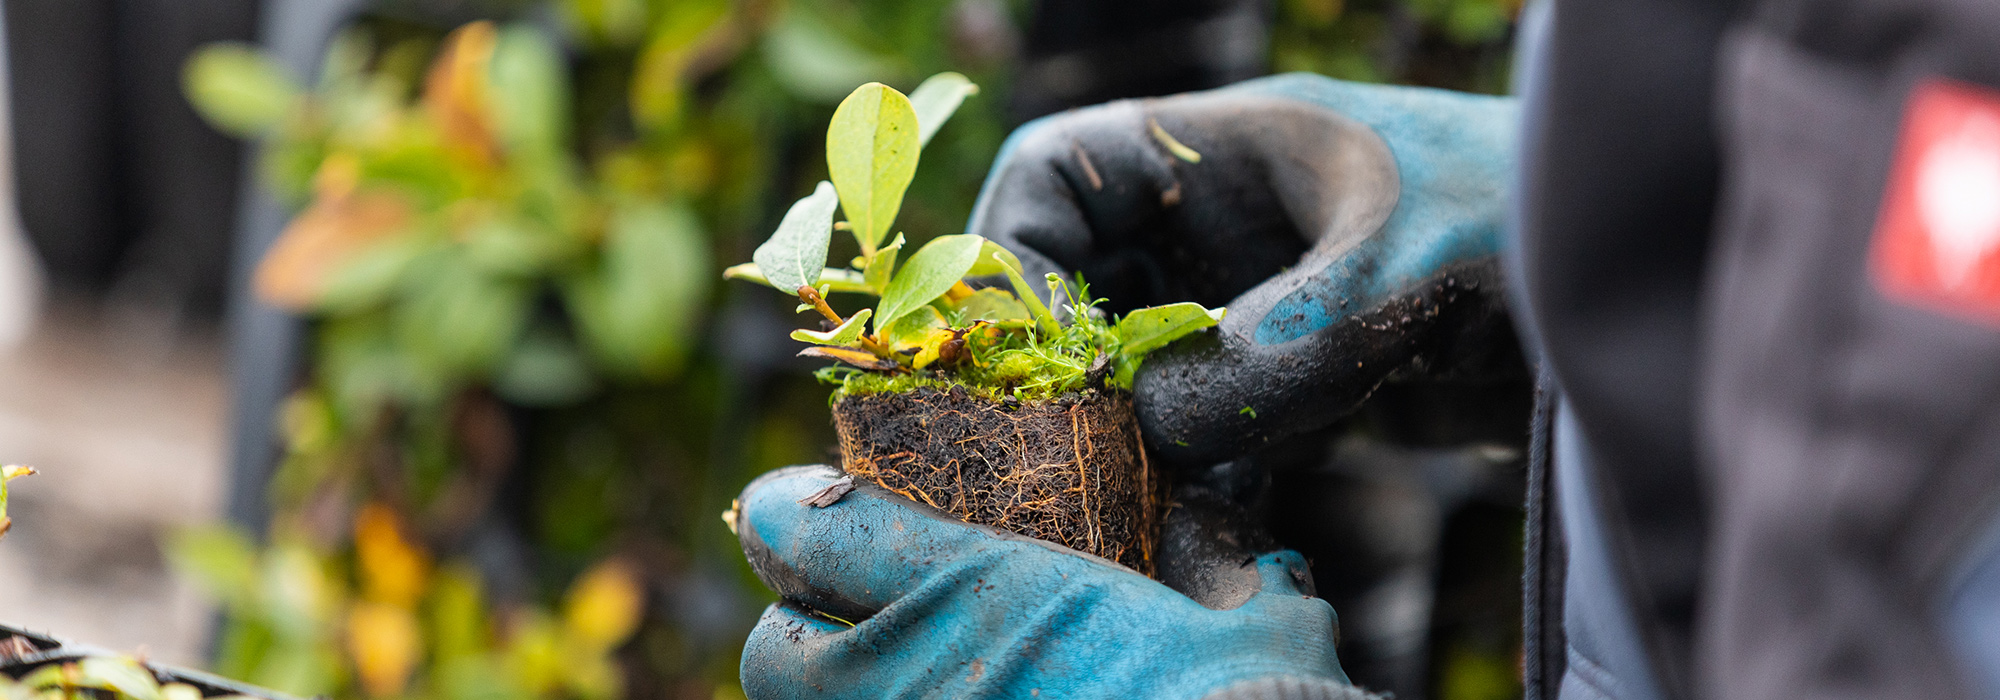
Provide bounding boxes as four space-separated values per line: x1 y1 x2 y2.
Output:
735 466 1366 700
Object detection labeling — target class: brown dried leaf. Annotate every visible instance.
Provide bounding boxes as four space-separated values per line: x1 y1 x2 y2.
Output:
797 475 855 508
424 21 500 165
254 189 412 310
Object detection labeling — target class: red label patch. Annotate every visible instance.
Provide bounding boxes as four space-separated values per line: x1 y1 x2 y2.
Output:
1871 79 2000 325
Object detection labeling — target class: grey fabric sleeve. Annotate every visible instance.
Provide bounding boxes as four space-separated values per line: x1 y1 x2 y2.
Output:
1197 677 1383 700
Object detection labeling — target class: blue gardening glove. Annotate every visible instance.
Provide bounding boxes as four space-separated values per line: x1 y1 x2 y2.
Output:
734 466 1374 700
967 74 1520 467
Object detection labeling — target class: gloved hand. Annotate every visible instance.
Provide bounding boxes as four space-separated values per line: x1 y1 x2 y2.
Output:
733 465 1374 700
967 74 1520 467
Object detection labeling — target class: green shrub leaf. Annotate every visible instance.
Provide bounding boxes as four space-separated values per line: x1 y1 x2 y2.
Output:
1115 302 1226 356
183 43 301 136
864 233 905 294
876 234 983 332
754 181 840 293
908 72 978 146
568 202 711 379
827 83 919 254
489 25 571 156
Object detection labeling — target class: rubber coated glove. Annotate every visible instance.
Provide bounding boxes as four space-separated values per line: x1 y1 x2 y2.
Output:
967 74 1520 467
733 465 1376 700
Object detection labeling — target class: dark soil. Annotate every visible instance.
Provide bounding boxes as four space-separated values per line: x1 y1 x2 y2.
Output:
833 387 1161 574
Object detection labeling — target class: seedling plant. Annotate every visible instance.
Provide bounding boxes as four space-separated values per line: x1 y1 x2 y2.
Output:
726 74 1225 400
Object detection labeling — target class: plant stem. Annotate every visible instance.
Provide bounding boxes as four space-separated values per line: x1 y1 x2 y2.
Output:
798 286 898 359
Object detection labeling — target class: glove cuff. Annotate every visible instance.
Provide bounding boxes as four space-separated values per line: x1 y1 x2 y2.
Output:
1198 676 1382 700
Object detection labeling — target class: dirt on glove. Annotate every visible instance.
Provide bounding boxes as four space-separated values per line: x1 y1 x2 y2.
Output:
833 386 1161 574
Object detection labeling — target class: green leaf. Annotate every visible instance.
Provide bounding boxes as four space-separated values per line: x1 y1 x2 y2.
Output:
791 309 872 346
864 233 905 293
827 83 920 255
568 201 712 379
1115 302 1226 357
951 287 1029 322
966 239 1023 278
990 250 1059 335
183 43 300 136
318 237 433 314
908 72 979 146
489 25 571 156
753 181 840 293
167 526 259 610
395 256 532 379
875 234 984 332
494 324 596 407
723 263 872 294
761 10 900 103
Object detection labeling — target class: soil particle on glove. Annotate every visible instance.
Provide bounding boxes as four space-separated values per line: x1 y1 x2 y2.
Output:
834 387 1161 574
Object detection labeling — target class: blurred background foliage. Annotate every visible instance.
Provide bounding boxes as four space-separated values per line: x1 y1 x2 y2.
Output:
169 0 1519 698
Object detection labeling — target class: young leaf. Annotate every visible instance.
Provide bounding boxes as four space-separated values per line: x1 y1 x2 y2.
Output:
827 83 920 254
753 181 841 293
799 346 900 371
1115 302 1226 356
909 72 978 146
875 234 984 332
791 309 873 346
864 233 906 294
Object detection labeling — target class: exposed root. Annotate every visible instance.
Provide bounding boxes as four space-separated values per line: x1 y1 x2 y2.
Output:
834 387 1162 575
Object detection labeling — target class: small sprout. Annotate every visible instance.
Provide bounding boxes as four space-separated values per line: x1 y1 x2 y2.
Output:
1239 406 1258 419
1149 118 1202 163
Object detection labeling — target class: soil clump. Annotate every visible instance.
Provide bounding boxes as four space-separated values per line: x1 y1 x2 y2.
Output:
833 386 1160 573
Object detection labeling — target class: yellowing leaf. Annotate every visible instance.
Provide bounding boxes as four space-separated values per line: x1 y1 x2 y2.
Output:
563 558 645 651
0 465 33 541
827 83 920 254
347 601 421 698
790 309 872 346
254 188 413 311
354 503 430 608
424 21 501 166
909 328 958 370
798 346 900 371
